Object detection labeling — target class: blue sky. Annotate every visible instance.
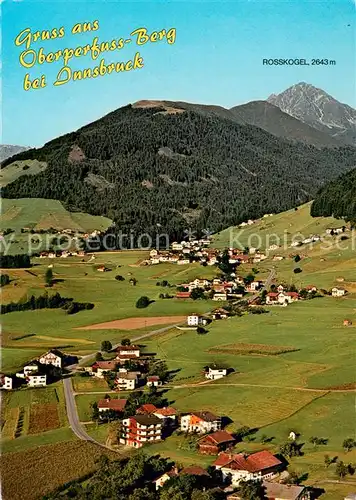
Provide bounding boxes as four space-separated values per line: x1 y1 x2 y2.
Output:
2 0 355 147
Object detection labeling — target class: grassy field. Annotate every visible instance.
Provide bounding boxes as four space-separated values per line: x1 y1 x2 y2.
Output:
0 440 119 500
0 198 112 254
0 160 47 187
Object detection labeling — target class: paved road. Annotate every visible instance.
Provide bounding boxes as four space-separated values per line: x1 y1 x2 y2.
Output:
63 377 106 446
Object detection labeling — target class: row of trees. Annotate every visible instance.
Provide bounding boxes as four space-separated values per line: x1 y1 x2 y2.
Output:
0 292 94 315
0 254 31 268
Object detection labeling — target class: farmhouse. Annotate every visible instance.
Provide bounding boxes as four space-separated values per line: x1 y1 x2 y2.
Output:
136 403 158 415
115 372 138 390
153 467 179 490
98 398 127 414
212 308 229 320
38 349 63 368
16 364 39 378
176 291 191 299
180 411 221 433
213 450 282 485
0 374 13 390
205 366 228 380
198 430 235 455
332 287 346 297
213 292 228 301
90 360 117 378
146 375 162 387
116 345 141 358
120 414 162 448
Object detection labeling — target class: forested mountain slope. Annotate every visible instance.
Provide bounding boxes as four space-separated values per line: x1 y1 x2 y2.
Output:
3 102 356 242
311 168 356 222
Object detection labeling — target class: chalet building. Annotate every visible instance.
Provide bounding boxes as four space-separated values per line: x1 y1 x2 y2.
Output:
212 292 228 301
153 467 179 490
120 414 162 448
305 285 317 293
249 280 263 292
0 374 13 390
213 450 282 485
180 411 221 434
332 287 346 297
115 372 138 390
136 403 158 415
187 314 208 326
89 360 117 378
146 375 162 387
38 350 63 368
97 398 127 414
266 292 299 306
116 345 141 358
153 407 178 426
198 430 235 455
227 481 310 499
212 308 229 320
205 366 228 380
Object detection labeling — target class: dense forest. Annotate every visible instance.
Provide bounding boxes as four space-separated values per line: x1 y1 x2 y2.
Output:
0 254 31 268
311 167 356 222
3 103 356 243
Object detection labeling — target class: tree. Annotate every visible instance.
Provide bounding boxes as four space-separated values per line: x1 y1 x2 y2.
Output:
95 352 104 361
343 438 356 452
115 275 125 281
91 401 99 421
0 274 10 287
324 455 332 468
45 268 53 286
294 254 301 263
101 340 112 352
237 479 267 499
136 296 150 308
191 288 206 300
309 436 328 448
121 338 131 346
293 268 302 274
235 426 251 441
336 461 348 479
280 441 303 458
197 326 207 334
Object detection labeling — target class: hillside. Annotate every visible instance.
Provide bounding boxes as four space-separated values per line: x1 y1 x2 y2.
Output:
268 82 356 146
2 102 356 244
229 101 341 148
311 168 356 221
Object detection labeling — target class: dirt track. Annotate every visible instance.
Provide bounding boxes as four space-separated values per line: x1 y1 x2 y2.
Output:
76 315 186 331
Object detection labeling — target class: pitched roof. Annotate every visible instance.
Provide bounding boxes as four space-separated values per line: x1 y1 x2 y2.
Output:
176 291 191 298
131 414 162 426
180 466 209 476
213 450 282 472
263 482 307 500
199 430 235 445
93 360 117 370
147 375 160 382
191 410 219 422
153 407 178 417
98 398 127 411
117 345 140 351
136 403 158 414
116 372 137 380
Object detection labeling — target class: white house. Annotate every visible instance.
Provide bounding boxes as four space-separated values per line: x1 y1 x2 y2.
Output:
187 314 207 326
332 287 346 297
177 259 190 265
153 407 178 426
115 372 138 390
116 345 141 358
212 292 227 301
39 350 63 368
146 376 162 387
0 374 13 390
180 411 221 434
214 450 282 486
27 373 47 387
171 242 183 251
205 366 227 380
153 468 179 490
16 364 39 378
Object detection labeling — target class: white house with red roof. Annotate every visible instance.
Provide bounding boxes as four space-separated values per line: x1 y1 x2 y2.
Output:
97 398 127 414
153 407 178 426
0 374 13 390
146 375 162 387
213 450 282 485
116 345 141 358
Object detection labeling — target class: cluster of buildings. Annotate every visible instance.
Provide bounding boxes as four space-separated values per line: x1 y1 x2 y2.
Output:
39 250 86 259
85 344 163 391
0 349 66 390
176 276 264 301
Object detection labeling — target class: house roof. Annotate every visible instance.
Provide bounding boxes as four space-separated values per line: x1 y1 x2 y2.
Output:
285 292 299 297
213 450 282 472
93 361 117 370
117 345 140 351
147 375 160 382
180 466 209 476
191 411 219 422
136 403 158 414
176 292 191 298
131 414 162 425
199 430 235 445
267 292 279 298
98 398 127 411
153 467 179 483
263 482 307 500
116 372 137 380
153 407 178 417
